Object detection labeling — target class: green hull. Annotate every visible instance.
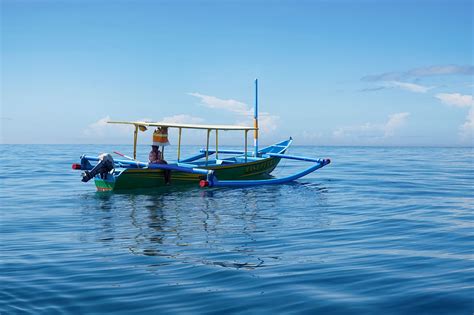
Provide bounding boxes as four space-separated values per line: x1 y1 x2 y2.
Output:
95 157 281 191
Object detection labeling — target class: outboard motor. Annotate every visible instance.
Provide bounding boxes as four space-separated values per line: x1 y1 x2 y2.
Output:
82 153 114 182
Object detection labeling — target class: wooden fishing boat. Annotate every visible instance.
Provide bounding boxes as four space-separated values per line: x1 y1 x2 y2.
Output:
73 80 330 191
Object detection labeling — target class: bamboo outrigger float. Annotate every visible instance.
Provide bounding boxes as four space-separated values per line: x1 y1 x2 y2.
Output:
73 80 330 191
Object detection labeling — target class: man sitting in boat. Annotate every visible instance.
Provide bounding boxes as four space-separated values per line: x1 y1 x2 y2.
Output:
149 146 167 164
149 127 171 184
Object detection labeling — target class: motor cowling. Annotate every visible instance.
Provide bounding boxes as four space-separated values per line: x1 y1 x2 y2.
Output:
81 153 114 182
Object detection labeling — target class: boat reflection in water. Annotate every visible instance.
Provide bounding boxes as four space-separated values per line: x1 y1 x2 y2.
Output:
79 183 329 271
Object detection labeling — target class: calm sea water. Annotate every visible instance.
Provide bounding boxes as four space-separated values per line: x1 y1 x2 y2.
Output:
1 145 473 314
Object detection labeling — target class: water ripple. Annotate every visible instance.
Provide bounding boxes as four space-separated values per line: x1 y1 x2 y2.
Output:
1 145 473 314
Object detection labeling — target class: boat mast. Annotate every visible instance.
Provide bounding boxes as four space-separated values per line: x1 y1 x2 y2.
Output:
254 78 259 157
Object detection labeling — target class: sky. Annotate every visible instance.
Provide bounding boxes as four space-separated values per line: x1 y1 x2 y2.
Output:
1 0 473 146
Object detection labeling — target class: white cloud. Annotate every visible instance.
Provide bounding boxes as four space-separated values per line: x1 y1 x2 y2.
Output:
83 116 110 137
362 65 474 81
236 112 280 133
409 65 474 77
300 131 324 142
435 93 474 108
460 107 474 140
83 116 155 139
434 93 474 141
188 92 251 116
161 114 205 124
435 93 474 141
83 116 133 137
259 113 280 133
360 81 434 93
384 112 410 136
333 112 410 140
387 81 434 93
333 122 379 139
188 92 279 133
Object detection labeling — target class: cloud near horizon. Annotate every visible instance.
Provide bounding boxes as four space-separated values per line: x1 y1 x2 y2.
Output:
83 116 132 137
460 107 474 140
435 93 474 140
83 116 152 139
333 112 410 141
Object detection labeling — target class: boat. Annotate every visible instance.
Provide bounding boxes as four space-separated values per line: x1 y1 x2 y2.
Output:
72 80 330 191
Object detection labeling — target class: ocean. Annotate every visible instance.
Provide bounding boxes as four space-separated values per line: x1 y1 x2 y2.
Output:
1 145 473 314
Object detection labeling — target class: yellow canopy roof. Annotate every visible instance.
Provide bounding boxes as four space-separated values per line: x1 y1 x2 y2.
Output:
108 120 257 131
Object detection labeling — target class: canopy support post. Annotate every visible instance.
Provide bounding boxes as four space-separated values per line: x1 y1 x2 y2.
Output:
133 125 138 160
244 130 248 163
215 130 219 160
254 78 259 157
177 127 182 162
205 129 211 166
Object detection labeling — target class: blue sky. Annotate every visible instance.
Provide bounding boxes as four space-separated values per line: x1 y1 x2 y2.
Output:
1 0 473 146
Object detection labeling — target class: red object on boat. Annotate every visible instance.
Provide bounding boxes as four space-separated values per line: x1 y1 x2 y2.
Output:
72 163 82 170
199 180 209 188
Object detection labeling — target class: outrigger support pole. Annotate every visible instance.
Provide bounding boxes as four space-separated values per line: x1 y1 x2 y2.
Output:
244 130 248 163
215 129 219 160
254 78 259 157
205 129 211 166
203 157 331 187
177 127 182 162
133 125 139 160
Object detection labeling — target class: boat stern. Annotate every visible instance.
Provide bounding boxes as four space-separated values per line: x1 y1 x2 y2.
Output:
94 177 116 192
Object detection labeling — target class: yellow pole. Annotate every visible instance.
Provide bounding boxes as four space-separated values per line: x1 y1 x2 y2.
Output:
254 119 258 157
254 78 259 157
215 129 219 160
133 125 138 159
177 127 182 162
205 129 210 165
244 130 248 163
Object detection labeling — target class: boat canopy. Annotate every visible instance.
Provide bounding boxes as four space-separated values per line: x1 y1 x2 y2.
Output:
107 120 257 161
108 121 256 131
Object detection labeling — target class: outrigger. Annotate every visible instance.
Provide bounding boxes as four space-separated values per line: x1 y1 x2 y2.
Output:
72 80 330 191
